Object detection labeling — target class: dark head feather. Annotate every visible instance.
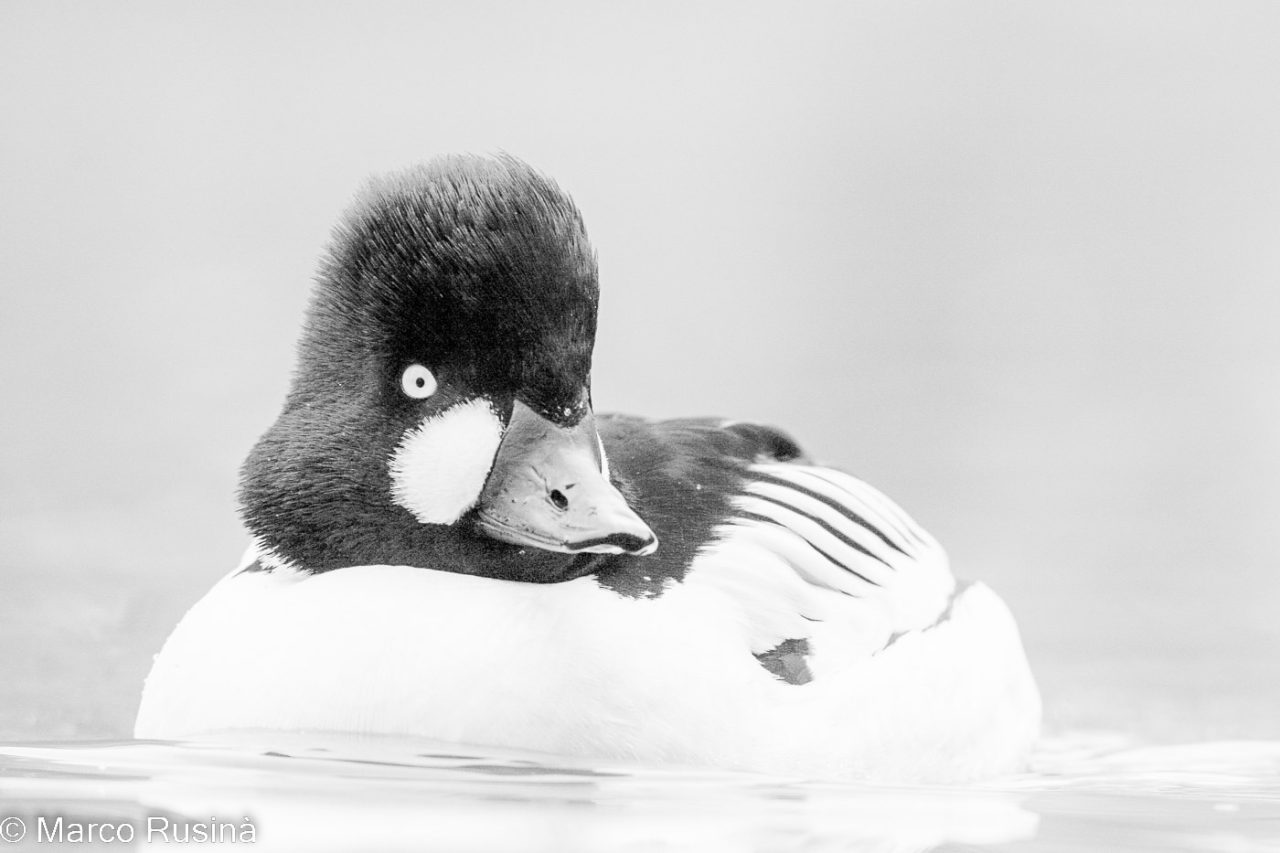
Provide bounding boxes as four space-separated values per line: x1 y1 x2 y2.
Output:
298 154 599 422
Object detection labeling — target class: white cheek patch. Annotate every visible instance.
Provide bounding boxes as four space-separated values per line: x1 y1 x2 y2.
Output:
389 399 505 525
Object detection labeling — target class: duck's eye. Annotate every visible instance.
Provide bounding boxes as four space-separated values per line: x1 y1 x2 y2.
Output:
400 364 438 399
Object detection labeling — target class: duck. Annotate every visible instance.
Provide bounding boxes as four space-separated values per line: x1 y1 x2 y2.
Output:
135 154 1040 782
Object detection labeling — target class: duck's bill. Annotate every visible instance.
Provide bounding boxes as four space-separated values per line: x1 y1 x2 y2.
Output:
474 511 656 556
474 400 658 557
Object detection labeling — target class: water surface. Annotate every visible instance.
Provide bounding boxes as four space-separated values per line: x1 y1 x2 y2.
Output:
1 732 1277 851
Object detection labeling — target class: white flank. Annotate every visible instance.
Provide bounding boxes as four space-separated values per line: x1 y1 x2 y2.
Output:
388 398 504 524
135 548 1039 782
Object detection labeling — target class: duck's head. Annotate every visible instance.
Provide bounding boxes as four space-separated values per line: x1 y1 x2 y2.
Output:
240 155 657 581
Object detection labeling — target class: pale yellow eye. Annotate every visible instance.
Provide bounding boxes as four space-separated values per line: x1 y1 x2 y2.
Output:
400 364 438 399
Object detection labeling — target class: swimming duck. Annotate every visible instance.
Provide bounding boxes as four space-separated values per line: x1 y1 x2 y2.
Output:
135 155 1040 782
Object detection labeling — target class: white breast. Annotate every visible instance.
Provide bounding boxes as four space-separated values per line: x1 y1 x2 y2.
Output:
136 544 1040 782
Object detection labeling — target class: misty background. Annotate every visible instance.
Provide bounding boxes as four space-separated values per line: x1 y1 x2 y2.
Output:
2 2 1277 742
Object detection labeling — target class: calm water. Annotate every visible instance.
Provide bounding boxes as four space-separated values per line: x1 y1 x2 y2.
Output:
1 732 1278 851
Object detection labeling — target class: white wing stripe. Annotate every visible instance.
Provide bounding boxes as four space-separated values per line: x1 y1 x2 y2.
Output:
738 481 905 568
721 518 870 596
731 495 896 588
748 465 917 555
802 467 933 548
790 466 923 549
